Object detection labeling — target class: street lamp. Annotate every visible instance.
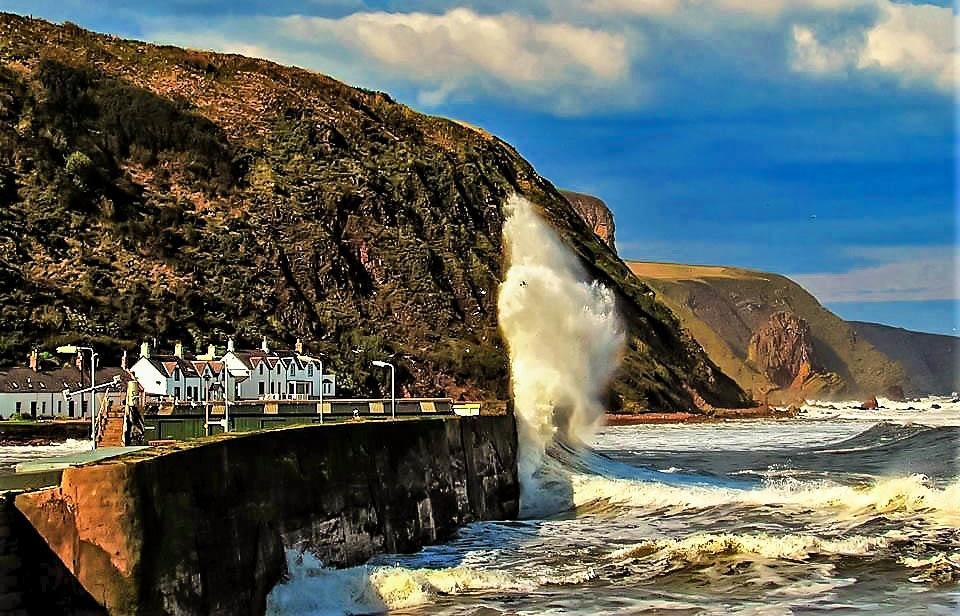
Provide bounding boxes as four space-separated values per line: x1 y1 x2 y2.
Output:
56 344 98 449
371 360 395 419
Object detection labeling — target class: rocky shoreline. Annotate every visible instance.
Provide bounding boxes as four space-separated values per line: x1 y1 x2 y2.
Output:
606 405 799 425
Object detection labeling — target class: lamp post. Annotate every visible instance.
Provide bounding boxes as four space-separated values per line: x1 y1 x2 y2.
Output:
56 344 97 449
371 360 395 419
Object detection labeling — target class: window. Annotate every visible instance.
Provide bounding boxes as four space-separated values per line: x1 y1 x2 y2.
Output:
307 365 313 377
259 364 264 375
57 400 62 415
258 382 265 395
41 401 46 414
15 401 21 414
81 401 88 417
30 401 37 417
68 400 75 417
288 383 294 394
270 382 275 395
174 387 181 400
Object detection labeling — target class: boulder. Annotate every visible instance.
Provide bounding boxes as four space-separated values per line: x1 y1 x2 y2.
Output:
860 396 879 410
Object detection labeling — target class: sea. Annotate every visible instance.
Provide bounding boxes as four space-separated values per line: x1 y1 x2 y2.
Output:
264 396 960 615
1 398 956 614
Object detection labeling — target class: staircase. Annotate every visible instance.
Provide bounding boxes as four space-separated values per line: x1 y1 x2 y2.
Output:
95 395 127 448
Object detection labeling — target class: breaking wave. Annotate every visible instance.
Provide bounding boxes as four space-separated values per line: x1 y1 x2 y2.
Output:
497 194 623 516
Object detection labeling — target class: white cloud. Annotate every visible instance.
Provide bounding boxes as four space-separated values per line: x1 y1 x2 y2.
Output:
147 8 633 113
790 1 956 92
791 246 959 303
141 1 952 113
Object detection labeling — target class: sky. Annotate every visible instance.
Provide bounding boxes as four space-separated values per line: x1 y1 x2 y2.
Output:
4 0 957 335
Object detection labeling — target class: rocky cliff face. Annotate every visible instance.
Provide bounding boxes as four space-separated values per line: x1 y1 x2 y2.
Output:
0 13 746 410
561 190 616 250
748 311 816 389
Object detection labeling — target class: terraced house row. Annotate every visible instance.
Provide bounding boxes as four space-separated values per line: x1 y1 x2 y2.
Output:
130 338 336 403
0 339 337 419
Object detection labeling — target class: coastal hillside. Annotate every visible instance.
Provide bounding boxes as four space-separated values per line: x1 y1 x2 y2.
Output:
628 262 912 402
849 322 959 395
0 13 747 409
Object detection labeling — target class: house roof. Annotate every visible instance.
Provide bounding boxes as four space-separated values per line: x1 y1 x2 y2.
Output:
191 360 224 377
0 366 133 394
146 355 201 379
229 349 320 371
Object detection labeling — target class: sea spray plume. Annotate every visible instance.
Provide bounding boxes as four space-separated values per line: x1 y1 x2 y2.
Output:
497 194 624 515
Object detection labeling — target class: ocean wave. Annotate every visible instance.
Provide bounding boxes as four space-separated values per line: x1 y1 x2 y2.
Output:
570 472 960 525
608 532 888 565
267 551 532 615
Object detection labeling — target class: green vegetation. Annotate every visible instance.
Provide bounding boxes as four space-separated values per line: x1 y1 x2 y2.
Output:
0 13 747 409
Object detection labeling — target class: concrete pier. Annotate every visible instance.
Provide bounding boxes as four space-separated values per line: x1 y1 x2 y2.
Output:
6 415 518 615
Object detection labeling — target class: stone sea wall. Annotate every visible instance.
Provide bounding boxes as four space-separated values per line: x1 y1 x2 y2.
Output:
13 415 519 615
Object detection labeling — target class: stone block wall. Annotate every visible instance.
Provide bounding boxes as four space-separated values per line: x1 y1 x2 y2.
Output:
13 415 518 615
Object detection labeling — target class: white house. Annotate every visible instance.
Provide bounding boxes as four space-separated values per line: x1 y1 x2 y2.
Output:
0 350 127 419
221 338 335 401
130 338 335 403
129 342 205 402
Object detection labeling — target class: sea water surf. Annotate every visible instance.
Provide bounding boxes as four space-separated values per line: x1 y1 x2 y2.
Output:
267 196 958 615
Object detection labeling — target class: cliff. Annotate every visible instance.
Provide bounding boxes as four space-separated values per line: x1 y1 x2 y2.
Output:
560 190 616 250
628 261 908 402
849 322 959 395
0 13 746 411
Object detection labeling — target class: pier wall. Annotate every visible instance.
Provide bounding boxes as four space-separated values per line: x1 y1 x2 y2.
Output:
13 415 518 615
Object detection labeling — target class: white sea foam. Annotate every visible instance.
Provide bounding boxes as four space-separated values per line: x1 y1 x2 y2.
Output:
798 397 960 426
266 551 532 615
497 194 623 515
570 472 960 526
608 532 890 564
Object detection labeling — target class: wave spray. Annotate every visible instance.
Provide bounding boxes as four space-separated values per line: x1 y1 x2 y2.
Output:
497 194 624 515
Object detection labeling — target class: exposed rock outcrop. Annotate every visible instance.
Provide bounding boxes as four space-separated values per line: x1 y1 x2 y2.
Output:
561 190 616 251
748 311 817 389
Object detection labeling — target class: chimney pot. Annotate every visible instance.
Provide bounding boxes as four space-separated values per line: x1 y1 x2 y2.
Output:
295 339 303 354
227 337 235 352
208 344 216 358
261 337 269 353
140 341 151 359
174 342 184 358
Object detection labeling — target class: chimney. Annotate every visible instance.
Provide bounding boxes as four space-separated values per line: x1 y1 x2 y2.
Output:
174 342 184 358
140 341 151 359
227 337 235 352
28 348 38 372
261 337 269 353
121 349 128 371
295 339 304 354
208 344 217 358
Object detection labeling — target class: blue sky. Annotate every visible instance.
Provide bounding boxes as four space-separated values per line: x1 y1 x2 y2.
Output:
5 0 957 335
